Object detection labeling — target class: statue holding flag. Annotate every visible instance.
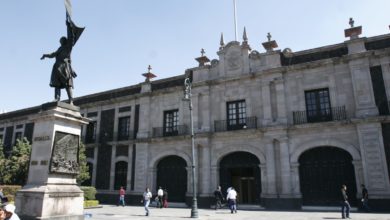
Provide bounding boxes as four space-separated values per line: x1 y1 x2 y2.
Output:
41 0 84 105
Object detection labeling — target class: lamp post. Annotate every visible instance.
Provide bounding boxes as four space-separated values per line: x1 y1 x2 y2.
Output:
183 77 198 218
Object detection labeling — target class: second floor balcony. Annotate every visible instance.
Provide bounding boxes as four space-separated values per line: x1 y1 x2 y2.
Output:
214 116 258 132
292 106 347 125
152 125 188 138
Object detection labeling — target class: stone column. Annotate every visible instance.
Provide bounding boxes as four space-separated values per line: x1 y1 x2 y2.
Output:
16 102 88 220
109 144 117 190
260 164 267 199
126 144 132 190
357 123 390 197
92 146 98 186
199 142 211 195
133 142 149 193
265 142 277 195
352 160 364 198
262 81 272 126
290 162 301 196
279 138 292 195
274 77 287 124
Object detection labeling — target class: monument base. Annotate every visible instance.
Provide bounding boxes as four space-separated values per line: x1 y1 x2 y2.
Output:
16 184 84 220
15 102 88 219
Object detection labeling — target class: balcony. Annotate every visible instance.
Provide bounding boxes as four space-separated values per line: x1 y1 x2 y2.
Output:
292 106 347 125
116 130 137 141
214 116 258 132
152 125 188 138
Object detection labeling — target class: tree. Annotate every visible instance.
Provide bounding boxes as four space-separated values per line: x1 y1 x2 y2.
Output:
0 138 31 185
77 142 90 185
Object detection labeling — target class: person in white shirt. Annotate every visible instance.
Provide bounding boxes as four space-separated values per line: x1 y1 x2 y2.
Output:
226 187 238 214
142 187 153 216
4 204 20 220
157 186 164 208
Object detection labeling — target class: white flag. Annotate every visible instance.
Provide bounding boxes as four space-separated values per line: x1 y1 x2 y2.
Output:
64 0 72 17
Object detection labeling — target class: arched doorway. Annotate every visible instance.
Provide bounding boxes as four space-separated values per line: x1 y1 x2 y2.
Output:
114 161 128 190
157 156 187 202
299 146 357 206
219 152 261 204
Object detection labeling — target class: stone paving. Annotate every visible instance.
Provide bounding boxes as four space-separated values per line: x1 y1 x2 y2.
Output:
84 205 390 220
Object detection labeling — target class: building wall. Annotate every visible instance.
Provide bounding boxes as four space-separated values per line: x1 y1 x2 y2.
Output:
2 32 390 210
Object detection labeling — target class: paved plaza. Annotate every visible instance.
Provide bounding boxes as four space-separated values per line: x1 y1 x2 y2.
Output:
84 205 390 220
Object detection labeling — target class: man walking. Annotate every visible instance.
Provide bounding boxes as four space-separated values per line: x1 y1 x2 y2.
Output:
226 187 237 214
157 186 163 208
142 187 153 216
341 184 351 219
214 186 224 210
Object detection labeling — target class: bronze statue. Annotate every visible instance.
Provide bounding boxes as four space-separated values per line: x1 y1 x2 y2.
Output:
41 4 84 105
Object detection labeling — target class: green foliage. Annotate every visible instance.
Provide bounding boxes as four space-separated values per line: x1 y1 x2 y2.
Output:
77 143 90 184
80 186 97 200
0 138 31 185
0 185 22 202
84 200 99 208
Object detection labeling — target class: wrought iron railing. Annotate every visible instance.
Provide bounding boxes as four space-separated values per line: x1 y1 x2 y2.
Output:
152 125 188 138
292 106 347 125
116 130 137 141
214 116 257 132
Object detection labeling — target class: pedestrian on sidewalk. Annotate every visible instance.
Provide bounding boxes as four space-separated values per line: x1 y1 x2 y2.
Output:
157 186 163 208
341 184 351 219
226 187 237 214
163 189 169 208
361 184 370 212
118 186 125 207
142 187 153 216
214 186 224 210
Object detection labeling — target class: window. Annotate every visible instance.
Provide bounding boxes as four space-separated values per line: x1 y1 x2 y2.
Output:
164 110 179 136
227 100 246 130
0 134 3 143
85 121 97 144
114 161 128 190
118 116 131 141
14 132 22 145
305 88 332 122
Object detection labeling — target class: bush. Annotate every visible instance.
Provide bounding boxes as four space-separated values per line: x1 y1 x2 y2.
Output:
1 185 21 202
84 200 99 208
80 186 97 200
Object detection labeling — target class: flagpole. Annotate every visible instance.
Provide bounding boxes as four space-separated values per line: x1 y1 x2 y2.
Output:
233 0 238 41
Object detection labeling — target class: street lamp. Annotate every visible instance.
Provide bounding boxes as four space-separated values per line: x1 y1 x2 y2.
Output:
183 77 198 218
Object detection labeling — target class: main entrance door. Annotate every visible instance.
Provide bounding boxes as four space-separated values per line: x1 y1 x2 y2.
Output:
157 156 187 202
219 152 261 204
299 147 357 206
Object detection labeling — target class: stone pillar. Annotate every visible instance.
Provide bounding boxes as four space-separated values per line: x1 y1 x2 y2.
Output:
265 142 277 195
109 144 117 190
290 162 301 196
260 164 267 199
357 123 390 196
274 77 288 124
16 102 88 220
126 144 132 191
133 142 149 193
92 146 98 186
262 81 272 126
199 142 211 196
279 138 292 195
352 160 364 198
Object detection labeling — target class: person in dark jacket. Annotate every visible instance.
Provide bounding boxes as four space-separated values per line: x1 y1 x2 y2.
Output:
213 186 224 210
361 184 370 212
341 184 351 219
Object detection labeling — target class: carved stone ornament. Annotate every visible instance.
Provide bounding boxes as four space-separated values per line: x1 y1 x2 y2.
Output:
50 131 80 175
226 50 241 70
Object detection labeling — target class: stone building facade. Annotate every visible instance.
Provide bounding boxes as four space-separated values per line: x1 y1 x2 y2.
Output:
1 24 390 210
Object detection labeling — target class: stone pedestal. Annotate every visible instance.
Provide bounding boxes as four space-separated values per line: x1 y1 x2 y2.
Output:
15 102 89 220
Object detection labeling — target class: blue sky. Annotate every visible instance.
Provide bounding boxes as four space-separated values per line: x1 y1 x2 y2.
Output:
1 0 390 112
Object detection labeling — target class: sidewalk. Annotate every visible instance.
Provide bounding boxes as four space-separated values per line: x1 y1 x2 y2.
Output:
84 205 390 220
